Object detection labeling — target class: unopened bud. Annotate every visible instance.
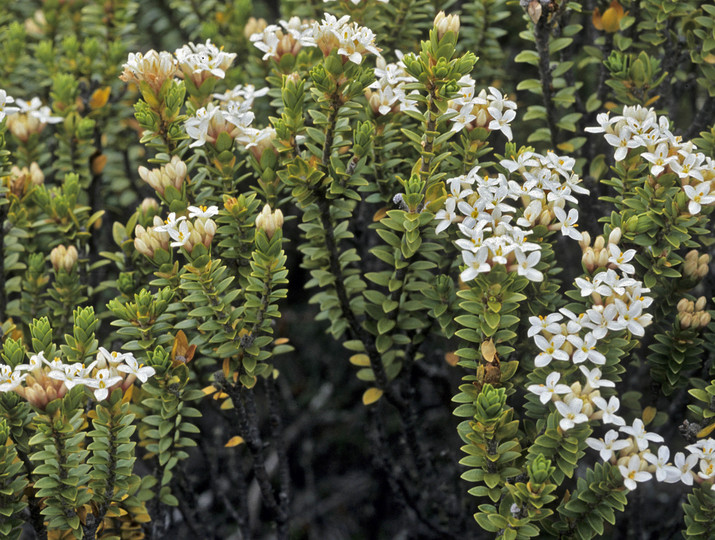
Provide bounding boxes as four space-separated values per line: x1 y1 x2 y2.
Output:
679 313 692 329
434 11 460 40
683 259 698 278
539 209 552 226
255 204 284 239
579 231 591 249
608 227 622 245
244 17 268 40
50 245 78 272
583 248 595 272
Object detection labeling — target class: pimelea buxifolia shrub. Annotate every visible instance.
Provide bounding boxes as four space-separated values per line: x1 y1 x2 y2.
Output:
0 0 714 538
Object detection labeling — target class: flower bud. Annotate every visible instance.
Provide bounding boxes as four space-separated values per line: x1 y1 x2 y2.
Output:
50 245 78 272
679 312 692 329
255 204 284 239
140 198 160 214
608 227 622 245
244 17 267 40
578 231 591 249
582 248 596 272
434 11 460 40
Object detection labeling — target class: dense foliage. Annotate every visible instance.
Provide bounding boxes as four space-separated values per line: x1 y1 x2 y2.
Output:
0 0 714 538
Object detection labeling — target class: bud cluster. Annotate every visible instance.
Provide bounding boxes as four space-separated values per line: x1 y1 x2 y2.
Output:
677 296 711 330
5 162 44 198
138 155 187 195
134 216 171 258
255 204 284 239
683 249 710 280
50 245 78 272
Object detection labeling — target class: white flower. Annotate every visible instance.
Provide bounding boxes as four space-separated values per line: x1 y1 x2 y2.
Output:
585 112 614 134
534 334 569 367
448 102 476 132
175 39 237 81
671 152 705 182
614 298 651 337
555 398 589 431
15 351 46 372
117 354 156 383
619 454 652 490
49 362 96 390
604 126 639 161
460 248 491 281
488 107 516 140
88 369 123 401
641 142 676 176
153 212 186 234
579 366 615 389
15 97 63 124
592 395 625 426
608 244 637 275
527 371 571 404
527 313 562 337
665 451 698 485
553 207 583 241
571 333 606 365
514 248 543 282
586 429 630 461
169 220 191 248
619 418 664 451
0 89 19 122
683 182 714 215
188 205 219 219
435 198 458 234
0 369 27 392
686 439 715 463
643 445 672 482
98 347 129 365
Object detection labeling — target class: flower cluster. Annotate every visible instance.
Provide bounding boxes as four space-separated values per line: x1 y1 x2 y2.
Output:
250 17 315 61
585 422 715 492
184 102 271 153
436 146 588 283
587 105 715 215
2 95 62 141
366 52 419 115
251 13 381 66
119 50 178 94
0 349 155 407
138 155 187 195
312 13 381 64
447 77 517 139
175 39 237 86
153 205 219 252
0 89 19 123
212 84 270 112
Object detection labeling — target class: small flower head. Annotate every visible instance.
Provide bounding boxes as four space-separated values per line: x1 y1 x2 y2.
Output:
50 245 78 273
